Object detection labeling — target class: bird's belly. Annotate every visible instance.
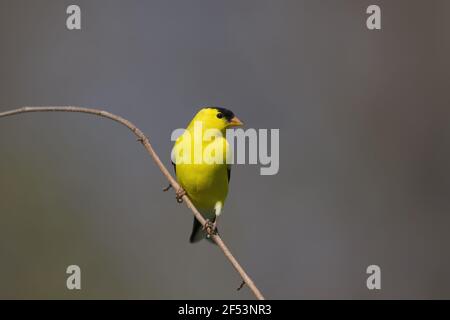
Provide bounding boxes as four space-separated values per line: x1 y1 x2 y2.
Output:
176 163 228 210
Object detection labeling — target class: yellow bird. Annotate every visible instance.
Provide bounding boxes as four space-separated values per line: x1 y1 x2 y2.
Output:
171 107 243 243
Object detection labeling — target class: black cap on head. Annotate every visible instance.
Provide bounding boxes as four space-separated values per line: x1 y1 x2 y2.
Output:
214 107 235 122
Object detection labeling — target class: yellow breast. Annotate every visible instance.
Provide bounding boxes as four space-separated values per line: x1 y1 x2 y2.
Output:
173 129 229 213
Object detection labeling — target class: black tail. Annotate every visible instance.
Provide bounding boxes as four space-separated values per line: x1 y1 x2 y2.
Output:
189 218 218 244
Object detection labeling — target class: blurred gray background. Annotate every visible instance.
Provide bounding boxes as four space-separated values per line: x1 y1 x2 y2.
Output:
0 0 449 299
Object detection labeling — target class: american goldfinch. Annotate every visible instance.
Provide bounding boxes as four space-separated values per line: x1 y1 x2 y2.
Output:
171 107 243 243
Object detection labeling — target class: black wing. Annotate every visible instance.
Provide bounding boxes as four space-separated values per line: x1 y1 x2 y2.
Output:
227 165 231 183
172 160 176 174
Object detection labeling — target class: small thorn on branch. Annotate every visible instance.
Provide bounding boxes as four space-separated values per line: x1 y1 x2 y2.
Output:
237 281 246 291
163 184 172 192
136 137 144 143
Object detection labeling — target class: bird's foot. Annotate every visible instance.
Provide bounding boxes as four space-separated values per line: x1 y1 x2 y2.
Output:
203 219 218 237
163 184 172 192
175 187 187 203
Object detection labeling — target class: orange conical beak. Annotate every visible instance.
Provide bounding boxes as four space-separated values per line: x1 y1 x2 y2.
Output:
229 116 243 127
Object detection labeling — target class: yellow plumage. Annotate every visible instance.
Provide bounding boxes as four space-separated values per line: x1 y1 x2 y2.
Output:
172 107 243 243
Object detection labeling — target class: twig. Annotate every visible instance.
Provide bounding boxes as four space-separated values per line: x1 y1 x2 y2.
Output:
0 106 265 300
237 281 246 291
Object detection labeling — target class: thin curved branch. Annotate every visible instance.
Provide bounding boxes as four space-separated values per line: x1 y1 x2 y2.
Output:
0 106 265 300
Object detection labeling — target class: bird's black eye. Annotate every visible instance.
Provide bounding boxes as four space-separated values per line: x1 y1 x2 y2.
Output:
217 113 224 119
